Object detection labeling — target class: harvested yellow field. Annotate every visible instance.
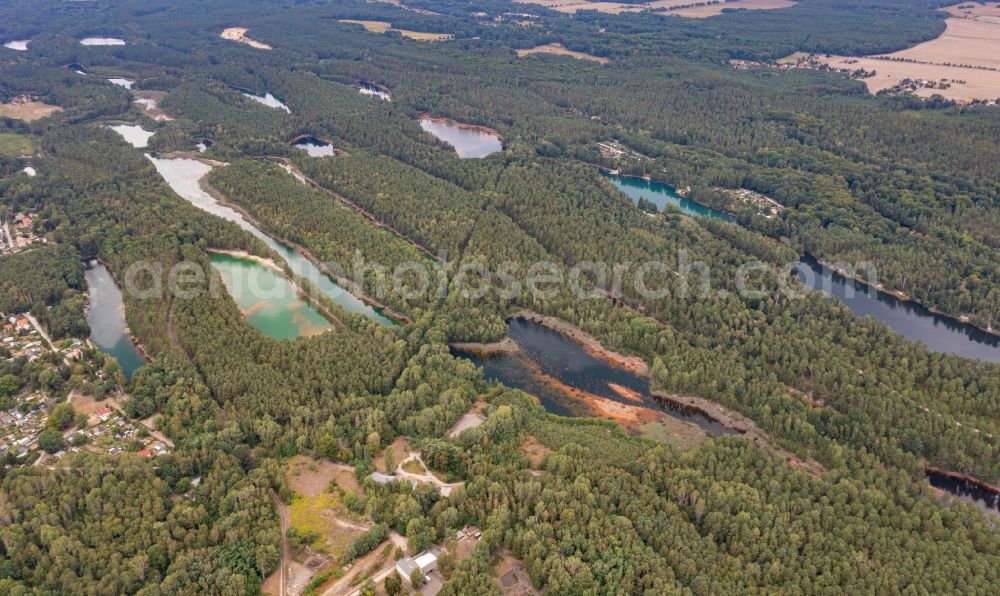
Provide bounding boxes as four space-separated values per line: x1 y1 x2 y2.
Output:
512 0 644 14
0 100 62 121
338 20 452 40
338 19 392 33
667 0 797 18
887 18 1000 71
516 43 609 64
941 1 1000 22
220 27 272 50
396 29 453 40
819 3 1000 103
513 0 794 15
819 55 1000 103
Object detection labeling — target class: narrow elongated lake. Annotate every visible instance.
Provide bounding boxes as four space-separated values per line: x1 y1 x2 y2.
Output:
294 137 336 157
419 117 501 158
147 156 394 326
359 82 391 101
796 255 1000 363
601 171 1000 362
602 171 735 222
85 261 146 380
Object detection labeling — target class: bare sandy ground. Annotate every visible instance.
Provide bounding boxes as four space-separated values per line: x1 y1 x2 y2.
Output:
0 101 62 121
220 27 272 50
516 43 609 64
819 3 1000 102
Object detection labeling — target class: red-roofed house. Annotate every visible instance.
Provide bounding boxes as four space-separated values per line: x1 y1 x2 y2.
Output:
137 449 152 457
95 408 112 422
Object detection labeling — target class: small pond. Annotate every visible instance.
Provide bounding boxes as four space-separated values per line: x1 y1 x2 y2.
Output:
240 90 290 113
419 117 502 158
293 136 336 157
80 37 126 46
107 124 154 148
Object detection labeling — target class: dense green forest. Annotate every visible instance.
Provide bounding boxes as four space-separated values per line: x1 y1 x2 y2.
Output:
1 0 999 593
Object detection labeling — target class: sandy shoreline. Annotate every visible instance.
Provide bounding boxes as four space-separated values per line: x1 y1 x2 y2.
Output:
507 308 824 473
417 113 502 140
206 248 343 327
198 170 409 324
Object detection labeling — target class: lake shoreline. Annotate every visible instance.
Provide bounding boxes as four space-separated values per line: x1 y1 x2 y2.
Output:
504 308 824 473
86 257 153 366
598 160 997 338
511 309 649 375
198 173 408 324
417 113 502 139
926 466 1000 498
807 252 999 340
206 248 343 327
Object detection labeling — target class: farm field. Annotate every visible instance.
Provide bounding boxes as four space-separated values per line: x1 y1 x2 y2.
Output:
338 19 451 40
0 133 35 157
820 3 1000 102
667 0 797 18
0 101 62 121
513 0 796 15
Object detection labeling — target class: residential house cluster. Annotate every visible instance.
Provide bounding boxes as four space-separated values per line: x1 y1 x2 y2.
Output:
2 315 44 359
0 391 49 465
2 212 44 255
69 406 171 458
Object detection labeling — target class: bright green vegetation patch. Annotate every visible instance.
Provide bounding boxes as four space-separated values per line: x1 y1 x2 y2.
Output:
0 132 35 157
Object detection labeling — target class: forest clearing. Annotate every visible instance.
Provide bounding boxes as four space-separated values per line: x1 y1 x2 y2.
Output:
220 27 273 49
0 100 61 121
516 43 608 64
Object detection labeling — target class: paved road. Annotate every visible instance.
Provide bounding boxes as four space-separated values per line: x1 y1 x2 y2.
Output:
2 221 12 251
24 313 55 351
